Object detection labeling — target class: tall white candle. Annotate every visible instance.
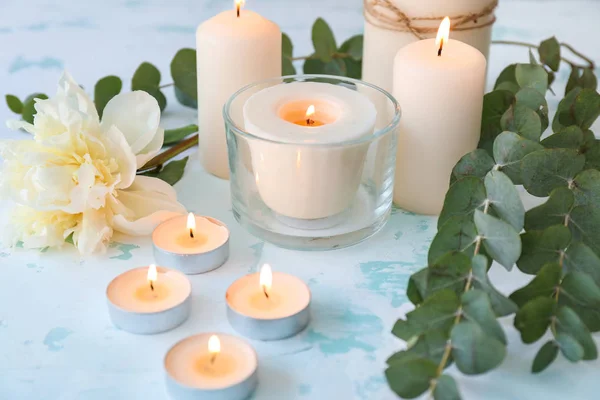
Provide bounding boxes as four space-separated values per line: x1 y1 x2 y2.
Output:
196 2 281 179
363 0 495 94
392 18 486 215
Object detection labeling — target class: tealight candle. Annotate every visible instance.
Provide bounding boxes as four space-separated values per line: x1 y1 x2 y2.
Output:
243 81 377 224
153 213 230 275
165 333 258 400
226 264 310 340
106 264 191 334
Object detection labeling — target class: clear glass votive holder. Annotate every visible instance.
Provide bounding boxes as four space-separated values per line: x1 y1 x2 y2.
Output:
224 74 400 250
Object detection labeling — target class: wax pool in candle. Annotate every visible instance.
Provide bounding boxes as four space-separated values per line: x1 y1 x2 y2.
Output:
392 18 485 215
196 2 281 179
165 333 258 391
242 82 377 220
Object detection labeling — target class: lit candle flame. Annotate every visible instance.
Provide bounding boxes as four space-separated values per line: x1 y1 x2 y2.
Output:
260 263 272 299
148 263 157 290
305 105 315 126
235 0 245 17
435 17 450 57
187 212 195 239
208 335 220 364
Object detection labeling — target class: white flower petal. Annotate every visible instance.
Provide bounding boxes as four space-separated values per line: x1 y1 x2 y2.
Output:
6 119 36 134
135 127 164 169
57 71 99 123
100 91 163 166
103 125 137 189
76 208 112 255
111 176 186 236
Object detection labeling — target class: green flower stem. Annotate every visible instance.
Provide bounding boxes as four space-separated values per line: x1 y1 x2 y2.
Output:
429 199 490 395
492 40 595 69
137 133 198 174
159 83 174 89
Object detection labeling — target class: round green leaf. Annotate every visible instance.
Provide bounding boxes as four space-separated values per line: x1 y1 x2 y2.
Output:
407 267 428 306
428 216 479 265
385 358 438 399
560 271 600 309
514 297 555 343
471 254 518 317
568 205 600 255
484 170 525 231
450 321 506 375
532 341 559 373
343 57 362 79
556 332 585 362
479 90 515 153
493 131 543 184
554 88 600 131
22 93 49 124
438 177 486 229
517 225 571 275
5 94 23 114
174 86 198 109
525 187 574 231
394 290 460 340
555 306 597 360
388 330 449 366
433 375 461 400
572 169 600 207
171 48 197 101
521 149 585 197
282 57 296 76
339 35 363 61
515 63 548 94
94 76 122 119
474 210 522 270
451 149 495 184
542 126 584 149
282 33 293 57
515 87 549 131
564 241 600 288
538 36 560 72
427 251 472 297
510 263 562 307
303 57 326 74
461 289 507 344
312 18 336 63
494 64 517 92
132 62 161 90
323 58 346 76
500 103 542 141
141 156 188 185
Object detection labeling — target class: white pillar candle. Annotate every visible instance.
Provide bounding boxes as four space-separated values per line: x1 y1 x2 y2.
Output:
165 333 258 400
196 1 281 179
242 81 377 220
363 0 495 94
106 265 191 334
152 213 230 274
226 264 311 340
392 18 486 215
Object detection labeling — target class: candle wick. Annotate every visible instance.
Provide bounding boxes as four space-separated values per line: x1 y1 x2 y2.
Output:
150 281 154 291
236 5 240 17
262 286 269 299
306 118 314 126
210 353 217 364
190 228 194 239
438 38 444 57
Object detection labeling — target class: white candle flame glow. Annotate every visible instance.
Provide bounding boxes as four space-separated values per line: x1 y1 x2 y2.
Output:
187 212 196 237
260 263 273 295
306 105 315 119
208 335 221 354
147 263 157 283
435 17 451 55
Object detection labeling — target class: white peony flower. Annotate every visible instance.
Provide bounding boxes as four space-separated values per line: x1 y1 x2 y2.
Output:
0 72 186 255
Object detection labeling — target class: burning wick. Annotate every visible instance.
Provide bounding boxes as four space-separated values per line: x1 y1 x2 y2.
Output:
260 263 272 300
148 263 157 292
208 335 220 365
235 0 244 18
187 212 195 239
262 285 270 299
305 105 315 126
435 16 450 58
437 38 444 57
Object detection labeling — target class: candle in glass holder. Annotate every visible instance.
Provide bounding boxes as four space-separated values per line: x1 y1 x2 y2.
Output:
153 213 230 274
165 333 258 400
242 81 377 223
226 264 311 340
106 264 191 334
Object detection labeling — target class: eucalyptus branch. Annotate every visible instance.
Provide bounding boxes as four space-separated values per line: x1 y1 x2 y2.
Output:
137 133 198 174
492 40 595 69
159 83 174 89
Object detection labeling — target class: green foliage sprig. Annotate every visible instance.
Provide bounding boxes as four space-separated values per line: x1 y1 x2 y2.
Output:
386 37 600 399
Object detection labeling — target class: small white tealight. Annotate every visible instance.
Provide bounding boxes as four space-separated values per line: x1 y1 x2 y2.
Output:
165 333 258 400
226 264 311 340
153 213 230 274
106 265 191 334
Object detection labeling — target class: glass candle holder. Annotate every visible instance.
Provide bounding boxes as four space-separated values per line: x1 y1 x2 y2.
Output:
224 75 400 250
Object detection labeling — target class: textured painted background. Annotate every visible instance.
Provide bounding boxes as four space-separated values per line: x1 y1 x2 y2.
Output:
1 0 600 399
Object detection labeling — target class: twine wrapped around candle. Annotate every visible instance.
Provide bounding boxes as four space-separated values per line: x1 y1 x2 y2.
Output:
364 0 498 39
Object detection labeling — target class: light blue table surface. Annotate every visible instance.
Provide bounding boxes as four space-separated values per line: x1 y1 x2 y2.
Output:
1 0 600 399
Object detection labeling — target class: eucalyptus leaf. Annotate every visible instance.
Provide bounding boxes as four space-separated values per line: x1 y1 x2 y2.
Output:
560 271 600 326
484 170 525 231
174 86 198 108
571 169 600 207
517 225 571 275
131 62 166 111
451 149 495 184
521 149 585 197
461 289 507 344
407 267 428 306
568 205 600 255
538 37 560 72
343 57 362 79
428 217 479 264
171 48 197 101
493 64 517 93
141 156 188 186
388 330 449 366
427 251 472 296
542 126 584 149
583 140 600 170
385 358 438 399
563 241 600 288
94 76 122 119
510 263 561 307
524 187 574 231
282 58 296 76
555 332 585 362
515 63 548 94
493 131 543 184
5 94 23 114
514 297 555 343
471 254 518 317
555 306 598 360
438 177 486 229
339 35 363 61
450 321 506 375
554 88 600 131
282 33 293 57
312 18 336 63
303 58 326 74
479 90 515 153
566 67 598 96
323 58 346 76
21 93 48 124
164 124 197 146
433 375 461 400
474 210 521 270
500 103 542 141
532 341 559 373
515 87 549 131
